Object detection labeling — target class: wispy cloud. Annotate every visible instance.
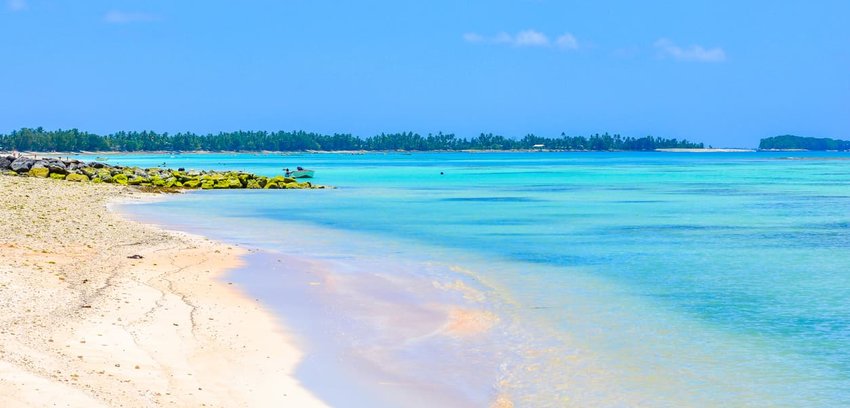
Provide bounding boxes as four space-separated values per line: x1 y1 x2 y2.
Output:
6 0 27 12
103 10 160 24
654 38 726 62
555 34 579 50
464 30 580 50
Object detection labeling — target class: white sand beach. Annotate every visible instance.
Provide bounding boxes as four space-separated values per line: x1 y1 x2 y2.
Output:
0 176 326 407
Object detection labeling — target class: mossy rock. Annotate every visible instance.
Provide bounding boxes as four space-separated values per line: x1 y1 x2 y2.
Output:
264 182 280 189
201 181 215 190
183 179 201 189
49 173 66 180
246 179 261 189
174 181 183 187
92 178 103 184
151 177 166 187
227 178 243 188
81 167 97 177
28 168 50 178
271 175 297 184
127 177 146 185
112 174 129 185
66 174 89 182
213 180 230 189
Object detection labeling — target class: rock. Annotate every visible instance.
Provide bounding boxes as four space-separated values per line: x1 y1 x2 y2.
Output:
0 157 11 170
201 181 214 189
183 179 201 188
112 174 129 185
127 177 146 185
49 173 66 180
246 179 261 189
28 168 50 178
45 161 68 175
227 178 243 188
10 158 34 173
264 182 280 189
65 174 89 182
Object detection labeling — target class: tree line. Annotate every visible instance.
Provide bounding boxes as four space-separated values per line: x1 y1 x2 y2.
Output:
759 135 850 151
0 127 704 152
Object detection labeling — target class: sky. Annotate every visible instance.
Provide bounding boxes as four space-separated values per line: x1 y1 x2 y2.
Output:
1 1 848 147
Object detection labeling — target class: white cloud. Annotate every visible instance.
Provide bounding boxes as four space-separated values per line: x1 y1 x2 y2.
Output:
464 30 580 50
462 33 484 43
7 0 27 11
556 33 579 50
654 38 726 62
514 30 549 47
104 10 160 24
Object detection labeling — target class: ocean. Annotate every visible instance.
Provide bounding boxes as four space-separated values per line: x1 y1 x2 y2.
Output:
85 151 850 407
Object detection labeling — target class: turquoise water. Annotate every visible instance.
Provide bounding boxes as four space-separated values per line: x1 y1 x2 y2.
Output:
94 152 850 407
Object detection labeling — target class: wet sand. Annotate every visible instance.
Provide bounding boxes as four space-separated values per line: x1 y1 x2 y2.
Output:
0 176 325 407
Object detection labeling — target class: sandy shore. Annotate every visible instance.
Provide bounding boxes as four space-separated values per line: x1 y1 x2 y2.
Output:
0 176 326 407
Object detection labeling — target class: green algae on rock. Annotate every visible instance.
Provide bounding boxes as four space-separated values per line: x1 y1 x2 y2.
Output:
0 155 328 192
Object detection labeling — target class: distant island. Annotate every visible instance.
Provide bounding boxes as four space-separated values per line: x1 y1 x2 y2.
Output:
0 127 703 152
759 135 850 151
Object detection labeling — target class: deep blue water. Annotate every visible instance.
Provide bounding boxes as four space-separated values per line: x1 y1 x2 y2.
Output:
95 151 850 407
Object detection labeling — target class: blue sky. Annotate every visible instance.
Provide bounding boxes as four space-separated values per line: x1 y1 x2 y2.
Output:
2 1 848 147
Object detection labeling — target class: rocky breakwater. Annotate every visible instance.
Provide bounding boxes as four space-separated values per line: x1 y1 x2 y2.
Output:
0 155 325 191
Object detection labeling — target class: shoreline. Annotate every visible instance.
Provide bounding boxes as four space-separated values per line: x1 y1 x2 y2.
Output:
0 176 326 407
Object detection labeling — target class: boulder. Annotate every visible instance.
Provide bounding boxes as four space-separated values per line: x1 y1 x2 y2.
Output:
112 174 129 185
264 182 280 189
183 179 201 189
49 173 66 180
28 167 50 178
45 161 68 175
66 173 89 182
227 178 243 188
246 179 261 189
0 157 11 170
10 158 34 173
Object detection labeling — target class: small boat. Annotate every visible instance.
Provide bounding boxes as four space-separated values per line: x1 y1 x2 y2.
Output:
287 169 315 178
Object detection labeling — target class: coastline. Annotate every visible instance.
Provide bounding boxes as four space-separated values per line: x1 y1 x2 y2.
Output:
0 176 325 407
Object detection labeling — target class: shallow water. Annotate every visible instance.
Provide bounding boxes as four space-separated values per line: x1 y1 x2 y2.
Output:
102 151 850 407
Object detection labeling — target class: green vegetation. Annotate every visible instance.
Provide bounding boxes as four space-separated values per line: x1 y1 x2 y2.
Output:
0 127 703 152
759 135 850 151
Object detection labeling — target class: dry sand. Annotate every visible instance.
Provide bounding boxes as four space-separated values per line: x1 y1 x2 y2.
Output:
0 176 326 407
